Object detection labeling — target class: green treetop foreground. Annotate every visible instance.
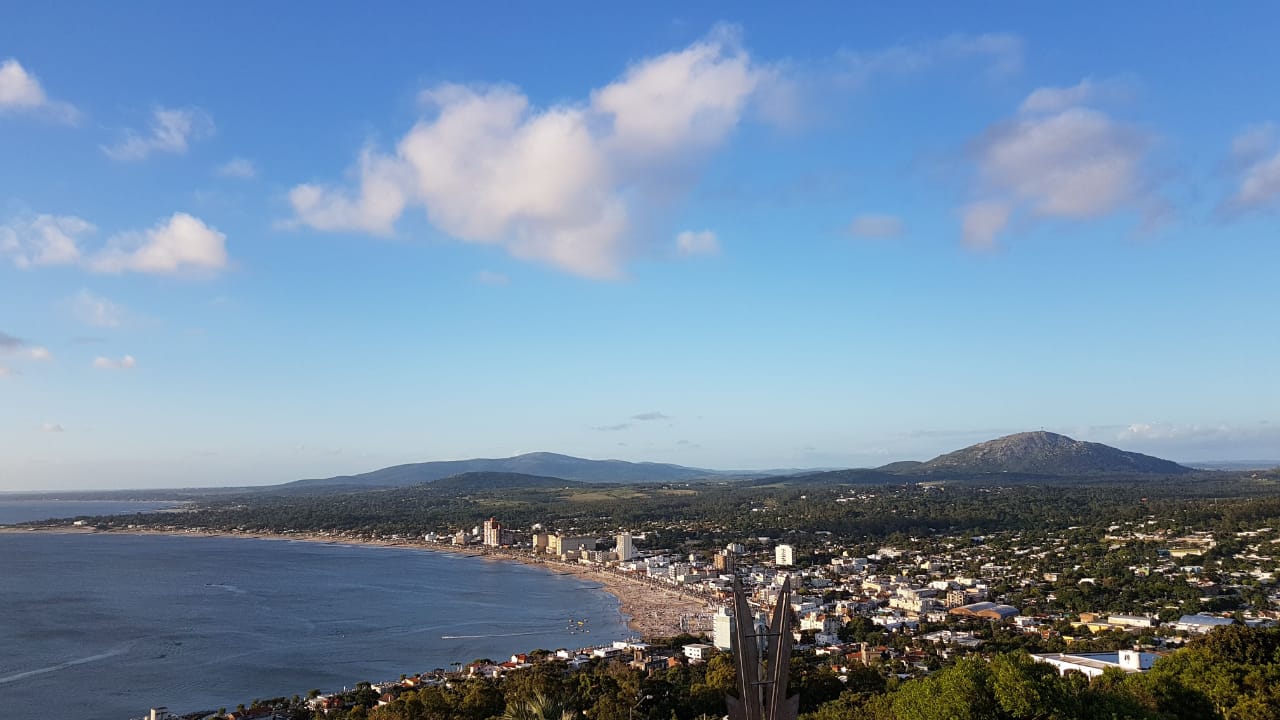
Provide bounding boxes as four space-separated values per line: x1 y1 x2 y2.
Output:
304 625 1280 720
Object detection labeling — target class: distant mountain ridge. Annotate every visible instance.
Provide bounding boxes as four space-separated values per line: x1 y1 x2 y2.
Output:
270 431 1193 493
913 431 1193 476
275 451 725 490
428 472 585 491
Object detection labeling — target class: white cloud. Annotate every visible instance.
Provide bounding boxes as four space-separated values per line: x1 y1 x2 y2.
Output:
960 201 1012 250
1114 421 1280 459
0 332 51 364
92 354 136 370
0 214 94 268
216 157 257 179
90 213 228 275
848 214 904 239
1019 79 1098 114
288 148 411 235
0 59 78 122
4 212 227 275
71 289 124 327
592 28 759 157
1224 124 1280 214
102 107 214 161
675 229 720 256
290 30 766 278
0 366 11 377
41 422 64 433
979 108 1146 217
959 84 1155 247
0 58 46 108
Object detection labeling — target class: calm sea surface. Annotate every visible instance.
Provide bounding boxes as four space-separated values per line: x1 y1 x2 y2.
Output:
0 532 629 720
0 500 181 525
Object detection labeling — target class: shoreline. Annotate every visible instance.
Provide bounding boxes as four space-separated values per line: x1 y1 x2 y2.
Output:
0 525 713 639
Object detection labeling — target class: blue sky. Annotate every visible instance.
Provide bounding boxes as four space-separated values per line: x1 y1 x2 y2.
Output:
2 3 1279 490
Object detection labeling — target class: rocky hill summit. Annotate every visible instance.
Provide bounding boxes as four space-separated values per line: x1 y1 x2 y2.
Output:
917 431 1192 475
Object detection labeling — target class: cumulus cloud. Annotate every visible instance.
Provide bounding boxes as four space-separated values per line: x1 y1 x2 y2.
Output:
89 213 228 274
959 82 1156 248
27 346 52 360
0 331 23 350
290 30 766 278
848 214 904 240
0 214 94 268
41 422 64 433
92 354 136 370
3 212 226 275
1223 124 1280 215
675 230 720 256
592 29 759 158
71 289 124 327
0 366 11 377
0 59 45 109
632 411 671 421
216 157 257 179
102 107 214 161
288 148 411 235
0 59 78 122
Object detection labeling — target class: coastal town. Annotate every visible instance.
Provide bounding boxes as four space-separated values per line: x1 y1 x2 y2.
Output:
98 506 1280 720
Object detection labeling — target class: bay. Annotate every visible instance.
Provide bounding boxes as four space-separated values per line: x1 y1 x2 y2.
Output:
0 500 181 526
0 532 629 720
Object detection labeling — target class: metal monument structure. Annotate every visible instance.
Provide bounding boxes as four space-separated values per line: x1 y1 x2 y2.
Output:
726 574 799 720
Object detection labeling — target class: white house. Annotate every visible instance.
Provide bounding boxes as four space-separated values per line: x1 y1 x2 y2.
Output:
1031 649 1157 679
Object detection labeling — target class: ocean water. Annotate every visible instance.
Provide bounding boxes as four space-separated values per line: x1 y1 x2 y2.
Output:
0 532 629 720
0 500 181 526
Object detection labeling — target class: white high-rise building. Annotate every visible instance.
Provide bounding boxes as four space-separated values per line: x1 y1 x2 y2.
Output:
483 517 503 547
616 532 635 561
713 607 735 650
775 544 795 567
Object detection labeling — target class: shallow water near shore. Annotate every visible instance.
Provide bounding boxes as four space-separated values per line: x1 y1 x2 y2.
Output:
0 532 629 720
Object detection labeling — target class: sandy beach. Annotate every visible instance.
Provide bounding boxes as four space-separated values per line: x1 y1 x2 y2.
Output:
2 525 712 639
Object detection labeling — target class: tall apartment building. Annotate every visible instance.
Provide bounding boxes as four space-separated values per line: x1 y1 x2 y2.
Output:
713 607 735 650
616 532 635 561
775 543 795 567
482 517 503 547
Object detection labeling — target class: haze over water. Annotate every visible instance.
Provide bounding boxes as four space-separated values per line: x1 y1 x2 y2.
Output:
0 531 629 720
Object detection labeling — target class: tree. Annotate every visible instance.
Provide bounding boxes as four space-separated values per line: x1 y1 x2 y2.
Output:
502 691 577 720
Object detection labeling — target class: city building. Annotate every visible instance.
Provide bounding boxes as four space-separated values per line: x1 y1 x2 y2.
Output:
616 532 635 561
775 544 795 567
713 607 735 650
483 517 503 547
949 601 1019 621
683 643 716 662
1174 614 1235 634
548 533 595 558
1031 649 1158 679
